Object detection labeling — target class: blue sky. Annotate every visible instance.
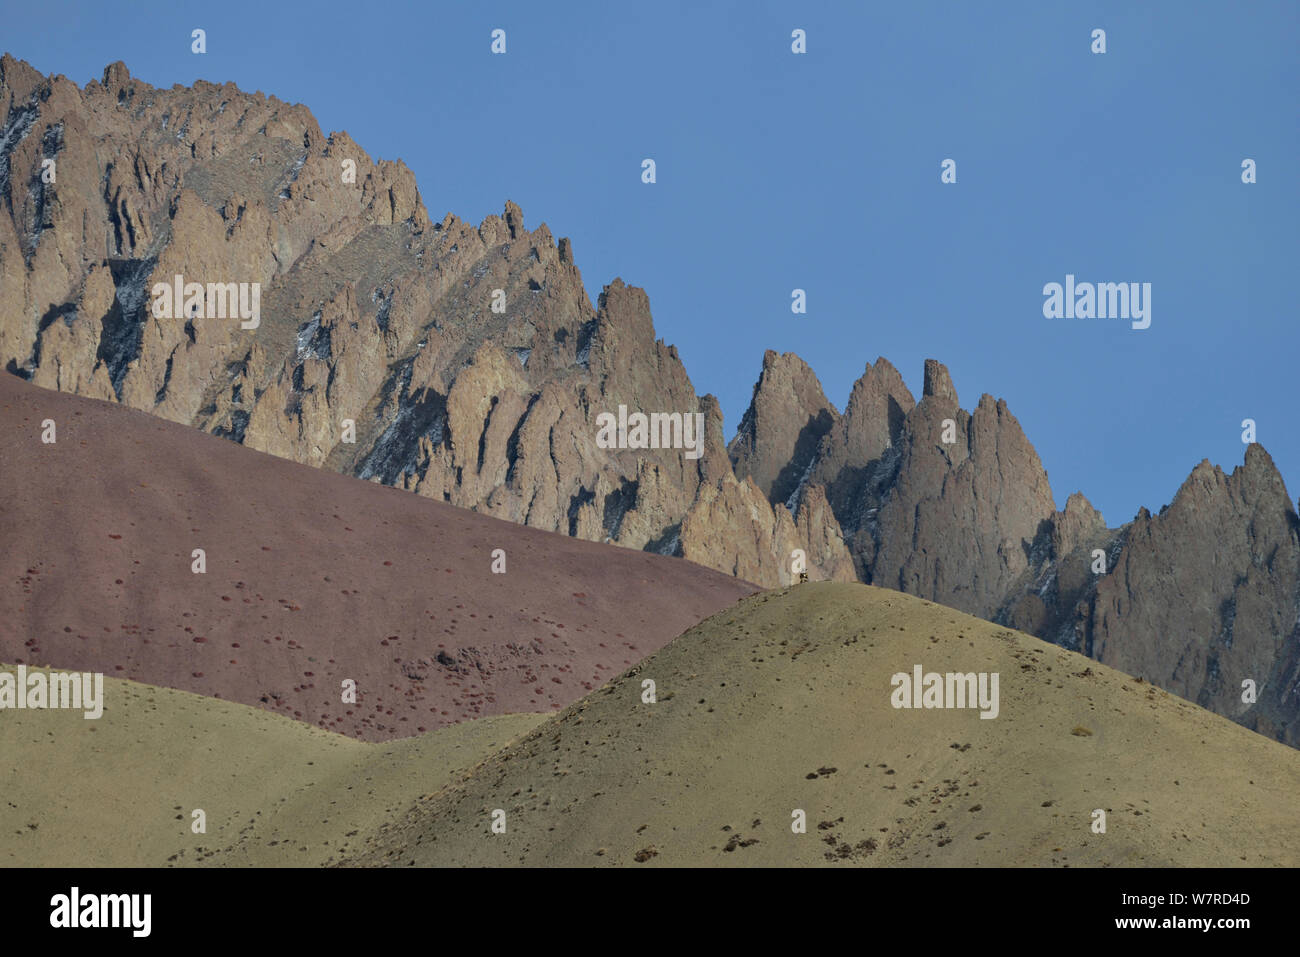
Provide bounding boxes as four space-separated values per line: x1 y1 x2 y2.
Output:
7 0 1297 524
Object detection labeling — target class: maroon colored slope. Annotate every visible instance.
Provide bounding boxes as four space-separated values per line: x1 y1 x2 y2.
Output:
0 374 757 741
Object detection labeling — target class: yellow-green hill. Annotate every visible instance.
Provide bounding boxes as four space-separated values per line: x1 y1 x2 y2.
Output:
342 582 1300 867
0 667 545 867
6 582 1296 867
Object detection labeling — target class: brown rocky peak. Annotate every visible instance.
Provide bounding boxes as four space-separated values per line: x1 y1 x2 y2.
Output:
837 356 915 451
1090 443 1300 745
695 393 733 486
594 279 654 344
476 201 527 246
586 278 693 412
806 356 917 536
101 60 130 89
1051 490 1108 558
845 357 913 414
1172 444 1293 516
922 358 958 404
728 350 838 506
93 60 140 106
1 53 43 97
1240 442 1295 507
597 277 637 309
755 349 828 401
869 368 1056 619
503 199 525 239
1063 490 1104 526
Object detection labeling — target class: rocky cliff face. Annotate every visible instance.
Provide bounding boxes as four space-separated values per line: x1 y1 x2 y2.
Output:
701 343 1299 745
0 56 831 587
2 57 1296 746
727 350 837 507
1089 447 1300 746
987 458 1300 747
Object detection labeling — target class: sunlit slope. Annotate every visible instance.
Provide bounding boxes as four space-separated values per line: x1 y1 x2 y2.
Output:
343 582 1300 867
0 666 546 867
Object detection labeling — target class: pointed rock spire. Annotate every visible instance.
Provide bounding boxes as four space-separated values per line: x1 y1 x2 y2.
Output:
728 350 837 506
922 358 958 404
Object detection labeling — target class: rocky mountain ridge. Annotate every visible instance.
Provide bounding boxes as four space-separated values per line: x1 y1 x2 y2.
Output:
2 56 1295 745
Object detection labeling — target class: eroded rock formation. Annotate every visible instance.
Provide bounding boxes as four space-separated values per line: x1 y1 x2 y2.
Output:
3 56 1296 745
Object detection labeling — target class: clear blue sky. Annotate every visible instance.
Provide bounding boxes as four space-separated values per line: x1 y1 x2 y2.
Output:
7 0 1297 525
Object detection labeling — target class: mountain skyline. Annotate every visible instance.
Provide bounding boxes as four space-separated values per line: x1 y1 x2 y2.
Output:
1 49 1296 747
3 0 1299 894
5 0 1297 526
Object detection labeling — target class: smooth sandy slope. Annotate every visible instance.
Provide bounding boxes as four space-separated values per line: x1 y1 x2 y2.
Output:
345 582 1300 867
0 665 546 867
5 582 1296 868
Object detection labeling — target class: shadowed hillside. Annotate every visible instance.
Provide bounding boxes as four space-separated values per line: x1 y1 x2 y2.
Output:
0 372 755 741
